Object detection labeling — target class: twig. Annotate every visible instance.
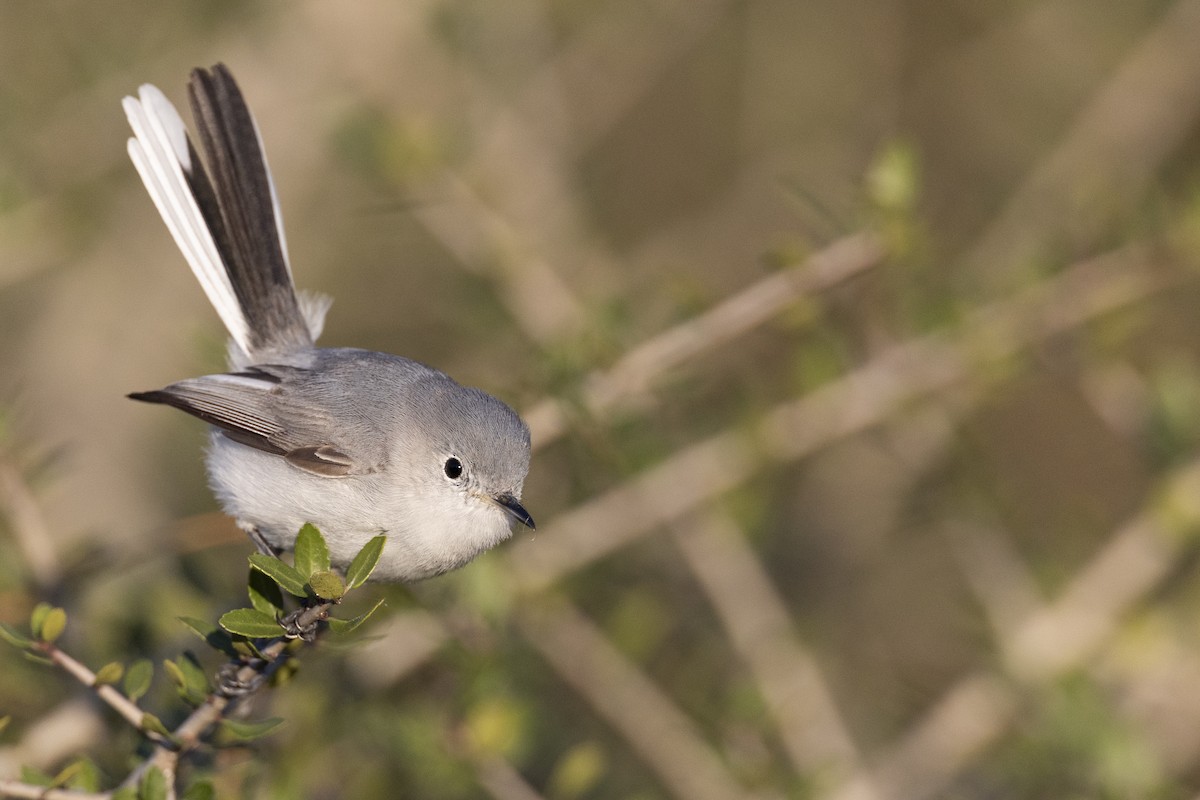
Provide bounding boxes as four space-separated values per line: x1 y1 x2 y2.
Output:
121 599 336 791
0 780 108 800
962 0 1200 290
473 756 548 800
672 510 862 779
523 232 885 449
516 600 767 800
508 243 1175 592
0 460 61 591
820 455 1200 800
34 644 156 741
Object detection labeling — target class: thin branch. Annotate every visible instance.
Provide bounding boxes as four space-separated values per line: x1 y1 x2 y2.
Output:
962 0 1200 289
473 756 548 800
121 599 336 791
0 780 108 800
0 459 62 591
523 232 885 449
516 599 767 800
821 455 1200 800
34 644 155 740
672 510 862 779
508 244 1175 592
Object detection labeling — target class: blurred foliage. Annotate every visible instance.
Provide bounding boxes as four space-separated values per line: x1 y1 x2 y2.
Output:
5 1 1200 799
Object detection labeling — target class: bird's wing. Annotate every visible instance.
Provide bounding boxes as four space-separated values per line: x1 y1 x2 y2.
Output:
129 367 379 477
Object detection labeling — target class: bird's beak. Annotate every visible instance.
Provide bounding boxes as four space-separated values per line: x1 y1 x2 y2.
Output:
493 493 536 530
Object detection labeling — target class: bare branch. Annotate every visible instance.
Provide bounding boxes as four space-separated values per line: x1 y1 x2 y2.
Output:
672 510 862 779
35 644 157 741
0 459 61 590
516 600 766 800
0 780 109 800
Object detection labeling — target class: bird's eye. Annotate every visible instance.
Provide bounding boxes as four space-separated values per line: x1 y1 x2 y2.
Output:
444 457 464 479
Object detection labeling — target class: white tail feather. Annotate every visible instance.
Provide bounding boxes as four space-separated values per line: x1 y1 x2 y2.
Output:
124 85 252 356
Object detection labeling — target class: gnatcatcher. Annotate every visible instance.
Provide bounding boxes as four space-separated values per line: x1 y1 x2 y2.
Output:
123 64 534 582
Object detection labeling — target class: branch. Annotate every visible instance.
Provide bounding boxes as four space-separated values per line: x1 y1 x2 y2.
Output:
120 600 336 791
0 780 108 800
34 644 157 742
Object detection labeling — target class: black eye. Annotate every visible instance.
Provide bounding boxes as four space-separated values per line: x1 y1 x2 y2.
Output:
443 457 463 479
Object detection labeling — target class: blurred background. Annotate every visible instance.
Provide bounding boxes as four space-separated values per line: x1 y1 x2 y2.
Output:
4 0 1200 797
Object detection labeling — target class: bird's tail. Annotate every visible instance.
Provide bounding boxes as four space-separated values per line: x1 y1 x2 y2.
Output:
123 63 329 368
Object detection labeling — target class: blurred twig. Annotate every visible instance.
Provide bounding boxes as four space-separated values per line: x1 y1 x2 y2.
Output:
0 459 61 591
510 243 1174 591
516 599 769 800
672 510 862 779
823 456 1200 800
473 756 549 800
523 232 885 449
963 0 1200 289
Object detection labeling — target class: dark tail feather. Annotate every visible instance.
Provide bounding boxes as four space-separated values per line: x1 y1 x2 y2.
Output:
187 64 311 358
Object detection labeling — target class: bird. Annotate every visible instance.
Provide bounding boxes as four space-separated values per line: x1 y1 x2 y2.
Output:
122 64 534 582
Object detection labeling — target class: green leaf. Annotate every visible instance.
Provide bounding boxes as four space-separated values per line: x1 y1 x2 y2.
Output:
219 717 284 742
293 523 330 578
93 661 124 686
140 765 168 800
328 597 386 636
219 608 284 639
248 568 285 616
29 602 53 638
0 715 9 734
182 780 215 800
307 569 346 601
112 787 139 800
124 659 153 702
162 659 185 689
248 553 308 597
142 713 172 739
20 764 52 786
51 762 99 791
39 607 66 643
65 758 102 791
175 652 211 705
345 535 386 589
178 616 238 658
0 621 31 649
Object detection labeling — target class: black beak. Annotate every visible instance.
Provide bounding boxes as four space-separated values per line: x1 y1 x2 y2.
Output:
494 494 536 530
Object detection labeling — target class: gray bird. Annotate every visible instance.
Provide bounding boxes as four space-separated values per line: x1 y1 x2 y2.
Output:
123 64 534 582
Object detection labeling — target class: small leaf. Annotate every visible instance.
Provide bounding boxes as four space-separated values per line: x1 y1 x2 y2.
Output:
140 765 168 800
93 661 124 686
307 569 346 601
39 607 66 643
293 523 330 578
176 652 211 705
182 780 216 800
51 760 87 789
248 568 284 616
142 713 172 739
248 553 308 597
0 622 32 649
163 659 185 689
328 597 386 636
178 616 238 658
20 764 52 787
63 757 102 791
0 715 9 734
219 608 284 638
345 535 386 589
29 602 53 638
219 717 284 742
124 659 153 702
